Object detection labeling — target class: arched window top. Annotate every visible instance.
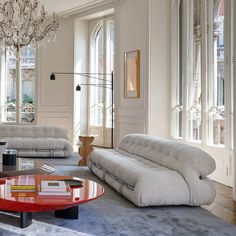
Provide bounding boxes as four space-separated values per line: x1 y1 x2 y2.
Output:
94 25 104 73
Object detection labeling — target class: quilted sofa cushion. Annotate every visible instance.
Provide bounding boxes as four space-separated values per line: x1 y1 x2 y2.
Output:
0 125 69 139
119 134 216 178
0 125 73 157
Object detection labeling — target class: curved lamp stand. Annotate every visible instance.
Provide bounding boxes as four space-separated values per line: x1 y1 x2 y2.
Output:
50 72 114 149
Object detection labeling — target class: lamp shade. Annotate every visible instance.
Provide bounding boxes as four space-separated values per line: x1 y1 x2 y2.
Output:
50 73 56 80
76 85 81 91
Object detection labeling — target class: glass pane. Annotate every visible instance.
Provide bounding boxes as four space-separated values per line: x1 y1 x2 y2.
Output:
207 0 225 145
90 27 104 126
106 22 115 128
187 0 202 141
20 49 35 123
0 52 16 123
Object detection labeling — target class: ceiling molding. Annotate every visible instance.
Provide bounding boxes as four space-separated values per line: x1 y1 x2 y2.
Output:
58 0 117 17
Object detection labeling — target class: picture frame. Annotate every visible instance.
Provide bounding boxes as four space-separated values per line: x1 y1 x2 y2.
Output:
124 50 140 98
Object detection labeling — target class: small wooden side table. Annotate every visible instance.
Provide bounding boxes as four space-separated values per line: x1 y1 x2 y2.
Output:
78 135 95 166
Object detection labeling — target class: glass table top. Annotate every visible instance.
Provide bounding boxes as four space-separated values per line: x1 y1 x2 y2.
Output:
0 175 105 212
0 157 55 176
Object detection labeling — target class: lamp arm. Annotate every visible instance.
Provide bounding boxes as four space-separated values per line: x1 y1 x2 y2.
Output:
78 83 112 89
52 72 112 83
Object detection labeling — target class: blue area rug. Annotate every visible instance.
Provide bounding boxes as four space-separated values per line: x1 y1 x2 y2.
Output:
0 165 236 236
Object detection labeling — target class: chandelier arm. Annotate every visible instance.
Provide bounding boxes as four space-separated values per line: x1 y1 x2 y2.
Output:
0 0 59 57
34 23 59 42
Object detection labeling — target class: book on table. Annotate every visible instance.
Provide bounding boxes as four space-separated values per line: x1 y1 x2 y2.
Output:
11 192 37 198
38 186 72 196
11 185 36 191
10 177 36 192
40 180 67 192
39 180 72 196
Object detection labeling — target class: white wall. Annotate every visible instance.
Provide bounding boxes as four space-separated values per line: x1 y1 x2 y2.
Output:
148 0 170 138
115 0 149 144
115 0 170 144
35 0 171 145
37 17 74 141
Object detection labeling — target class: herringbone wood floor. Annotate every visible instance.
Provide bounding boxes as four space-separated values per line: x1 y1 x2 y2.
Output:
202 182 236 225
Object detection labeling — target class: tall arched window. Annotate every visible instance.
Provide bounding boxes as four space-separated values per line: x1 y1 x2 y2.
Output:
171 0 233 186
89 18 115 147
90 26 104 127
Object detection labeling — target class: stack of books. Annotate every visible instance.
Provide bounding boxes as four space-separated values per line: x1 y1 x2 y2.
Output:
10 177 36 197
38 180 71 196
11 184 36 192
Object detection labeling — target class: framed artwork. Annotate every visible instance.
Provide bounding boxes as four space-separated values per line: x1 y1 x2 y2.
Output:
124 50 140 98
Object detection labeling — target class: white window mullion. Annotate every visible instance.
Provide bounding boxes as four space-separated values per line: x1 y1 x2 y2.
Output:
170 0 181 138
16 52 21 124
103 19 107 147
200 0 207 147
224 0 233 150
185 0 195 142
206 0 214 145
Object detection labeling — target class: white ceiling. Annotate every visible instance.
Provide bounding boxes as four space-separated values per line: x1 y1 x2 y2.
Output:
39 0 111 15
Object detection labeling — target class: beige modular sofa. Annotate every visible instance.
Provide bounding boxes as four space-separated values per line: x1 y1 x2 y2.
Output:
89 134 216 207
0 125 73 157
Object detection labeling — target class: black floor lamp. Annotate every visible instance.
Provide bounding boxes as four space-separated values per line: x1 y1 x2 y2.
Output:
50 72 114 148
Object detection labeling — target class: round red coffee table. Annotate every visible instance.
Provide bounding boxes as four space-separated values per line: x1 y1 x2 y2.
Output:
0 175 104 228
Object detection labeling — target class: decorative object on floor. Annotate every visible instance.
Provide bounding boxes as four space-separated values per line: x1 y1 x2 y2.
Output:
0 166 233 236
0 0 59 57
89 133 216 207
50 72 114 148
0 174 104 228
2 149 17 166
0 125 73 157
78 135 95 166
124 50 140 98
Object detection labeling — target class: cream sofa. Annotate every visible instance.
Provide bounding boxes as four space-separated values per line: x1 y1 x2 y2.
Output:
0 125 73 157
89 134 216 207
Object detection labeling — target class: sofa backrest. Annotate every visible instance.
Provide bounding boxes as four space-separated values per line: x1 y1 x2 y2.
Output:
0 125 69 140
118 134 216 178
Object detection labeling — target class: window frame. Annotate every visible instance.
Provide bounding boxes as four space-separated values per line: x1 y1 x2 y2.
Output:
171 0 233 149
170 0 234 187
0 49 37 125
88 16 115 147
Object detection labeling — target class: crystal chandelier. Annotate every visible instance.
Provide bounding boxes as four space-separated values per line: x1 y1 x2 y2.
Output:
0 0 59 57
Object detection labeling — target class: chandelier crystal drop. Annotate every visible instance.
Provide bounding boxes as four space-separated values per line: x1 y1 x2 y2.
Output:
0 0 59 57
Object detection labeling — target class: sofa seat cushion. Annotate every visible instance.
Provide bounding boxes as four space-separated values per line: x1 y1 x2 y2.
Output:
90 149 191 206
90 149 169 186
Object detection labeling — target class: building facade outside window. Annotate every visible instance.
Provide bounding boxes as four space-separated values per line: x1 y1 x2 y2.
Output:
0 49 36 124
